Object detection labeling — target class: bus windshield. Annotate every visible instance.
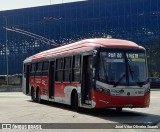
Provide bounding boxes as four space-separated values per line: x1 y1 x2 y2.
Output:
98 51 148 86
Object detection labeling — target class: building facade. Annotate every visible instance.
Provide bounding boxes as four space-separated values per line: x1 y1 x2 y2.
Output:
0 0 160 75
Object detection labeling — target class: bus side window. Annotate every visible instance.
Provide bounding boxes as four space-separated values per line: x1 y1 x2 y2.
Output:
55 58 64 82
30 63 36 76
72 55 81 82
35 62 42 76
30 64 32 72
64 57 71 82
42 61 49 76
37 62 42 72
32 64 36 71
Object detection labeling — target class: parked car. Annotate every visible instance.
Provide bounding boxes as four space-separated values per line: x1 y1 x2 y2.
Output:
149 77 160 88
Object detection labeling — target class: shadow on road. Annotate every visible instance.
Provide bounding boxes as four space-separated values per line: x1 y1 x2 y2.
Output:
27 100 160 124
80 109 160 125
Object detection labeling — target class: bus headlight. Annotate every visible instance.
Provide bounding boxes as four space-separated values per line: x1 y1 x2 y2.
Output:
96 85 110 95
144 87 150 95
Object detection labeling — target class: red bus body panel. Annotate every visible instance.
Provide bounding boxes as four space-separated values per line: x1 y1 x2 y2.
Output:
54 83 79 97
92 90 150 108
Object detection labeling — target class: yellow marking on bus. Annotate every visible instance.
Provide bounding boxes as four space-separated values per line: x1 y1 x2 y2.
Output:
132 58 145 62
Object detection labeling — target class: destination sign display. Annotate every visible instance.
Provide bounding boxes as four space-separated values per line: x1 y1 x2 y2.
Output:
106 52 123 59
100 52 145 62
126 53 145 59
127 53 145 62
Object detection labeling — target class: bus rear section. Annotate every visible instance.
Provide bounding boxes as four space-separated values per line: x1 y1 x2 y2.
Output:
22 39 150 111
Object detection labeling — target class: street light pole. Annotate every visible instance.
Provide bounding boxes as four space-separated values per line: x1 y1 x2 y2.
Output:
5 27 58 47
4 16 9 85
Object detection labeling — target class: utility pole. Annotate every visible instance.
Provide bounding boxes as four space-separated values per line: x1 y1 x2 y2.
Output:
4 16 9 85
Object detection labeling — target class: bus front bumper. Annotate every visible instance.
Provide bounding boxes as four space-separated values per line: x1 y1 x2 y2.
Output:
92 91 150 108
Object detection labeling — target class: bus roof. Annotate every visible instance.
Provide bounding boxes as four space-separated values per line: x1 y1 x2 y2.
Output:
24 38 144 63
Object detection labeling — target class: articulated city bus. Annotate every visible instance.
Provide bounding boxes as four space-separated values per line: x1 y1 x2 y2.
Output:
22 38 150 111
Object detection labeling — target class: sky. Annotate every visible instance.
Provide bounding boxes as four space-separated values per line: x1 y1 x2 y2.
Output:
0 0 51 11
0 0 86 11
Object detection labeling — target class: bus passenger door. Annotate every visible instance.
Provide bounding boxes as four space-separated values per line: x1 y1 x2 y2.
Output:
82 55 92 104
49 61 55 98
26 65 30 95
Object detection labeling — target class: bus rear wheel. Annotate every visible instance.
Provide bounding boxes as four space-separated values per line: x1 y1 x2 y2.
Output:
31 88 36 102
36 89 42 103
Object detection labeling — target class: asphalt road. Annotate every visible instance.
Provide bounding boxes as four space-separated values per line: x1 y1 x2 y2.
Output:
0 89 159 132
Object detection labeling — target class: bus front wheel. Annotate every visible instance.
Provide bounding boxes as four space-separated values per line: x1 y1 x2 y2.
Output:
71 92 81 112
116 107 123 112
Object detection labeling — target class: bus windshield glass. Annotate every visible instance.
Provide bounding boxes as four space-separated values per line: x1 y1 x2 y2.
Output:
98 51 147 86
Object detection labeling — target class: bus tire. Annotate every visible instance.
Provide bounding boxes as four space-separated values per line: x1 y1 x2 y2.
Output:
71 92 81 112
36 88 42 103
31 88 36 102
116 107 122 112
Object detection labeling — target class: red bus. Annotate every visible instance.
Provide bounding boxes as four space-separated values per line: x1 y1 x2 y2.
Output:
22 38 150 112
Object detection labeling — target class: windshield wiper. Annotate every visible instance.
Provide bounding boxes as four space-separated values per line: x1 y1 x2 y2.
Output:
113 73 126 87
128 63 143 87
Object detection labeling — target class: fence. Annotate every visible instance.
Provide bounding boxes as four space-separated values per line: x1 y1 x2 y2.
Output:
0 74 22 86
